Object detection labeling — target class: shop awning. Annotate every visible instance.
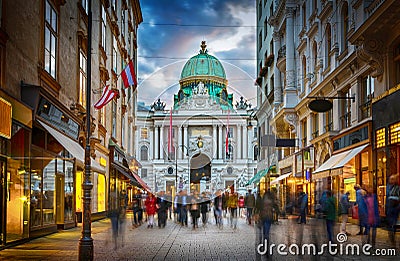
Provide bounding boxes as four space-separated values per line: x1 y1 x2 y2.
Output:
330 144 369 177
132 173 152 192
312 143 368 180
39 120 105 173
270 172 292 185
112 162 134 180
245 165 274 186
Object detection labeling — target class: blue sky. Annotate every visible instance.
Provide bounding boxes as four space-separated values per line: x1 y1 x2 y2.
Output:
137 0 257 108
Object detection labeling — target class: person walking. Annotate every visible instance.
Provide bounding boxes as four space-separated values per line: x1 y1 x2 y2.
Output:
214 190 223 228
354 184 367 235
200 192 210 227
189 191 200 230
244 189 255 225
323 190 336 242
339 191 351 235
386 174 400 246
228 192 239 229
180 190 189 226
157 190 169 228
364 186 379 247
145 193 157 228
131 193 143 226
298 190 308 224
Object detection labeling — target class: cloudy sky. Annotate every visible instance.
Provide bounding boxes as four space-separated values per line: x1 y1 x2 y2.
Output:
137 0 257 108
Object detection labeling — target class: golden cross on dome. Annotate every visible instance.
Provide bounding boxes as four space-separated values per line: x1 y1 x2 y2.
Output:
200 41 207 53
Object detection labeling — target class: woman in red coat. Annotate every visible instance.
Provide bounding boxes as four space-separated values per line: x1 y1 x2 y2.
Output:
145 193 157 228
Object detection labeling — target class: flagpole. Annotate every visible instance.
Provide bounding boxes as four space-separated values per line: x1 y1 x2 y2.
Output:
79 0 93 259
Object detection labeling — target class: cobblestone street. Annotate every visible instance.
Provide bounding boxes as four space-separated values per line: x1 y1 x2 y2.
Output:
0 214 399 260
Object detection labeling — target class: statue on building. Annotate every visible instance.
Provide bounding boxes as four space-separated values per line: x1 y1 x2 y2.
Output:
151 98 166 111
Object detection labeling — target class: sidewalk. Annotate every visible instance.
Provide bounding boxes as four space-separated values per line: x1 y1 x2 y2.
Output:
0 214 398 260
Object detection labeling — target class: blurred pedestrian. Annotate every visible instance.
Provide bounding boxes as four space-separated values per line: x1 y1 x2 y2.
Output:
228 192 239 229
157 191 169 228
297 189 308 224
109 208 120 250
386 174 400 246
200 192 210 227
131 193 143 226
364 186 379 247
323 190 336 242
245 189 255 225
174 190 181 223
189 191 200 230
145 193 157 228
180 190 188 226
339 191 351 235
214 190 223 228
354 184 367 235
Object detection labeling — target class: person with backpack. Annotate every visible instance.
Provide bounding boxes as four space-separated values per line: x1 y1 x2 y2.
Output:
323 190 336 242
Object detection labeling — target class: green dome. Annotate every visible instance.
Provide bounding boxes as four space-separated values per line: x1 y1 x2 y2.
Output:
180 43 226 80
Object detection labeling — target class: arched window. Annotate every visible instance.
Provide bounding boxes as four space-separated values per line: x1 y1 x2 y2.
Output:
140 145 148 161
253 145 259 160
313 41 318 74
302 55 307 92
325 23 332 67
341 2 349 50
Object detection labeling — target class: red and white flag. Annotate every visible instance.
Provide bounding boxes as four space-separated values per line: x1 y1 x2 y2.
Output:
120 60 137 88
226 109 230 155
94 85 118 109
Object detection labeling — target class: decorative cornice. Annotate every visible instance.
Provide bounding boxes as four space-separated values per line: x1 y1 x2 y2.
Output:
355 37 384 80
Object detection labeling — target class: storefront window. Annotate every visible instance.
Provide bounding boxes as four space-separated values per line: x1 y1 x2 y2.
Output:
97 174 106 212
342 157 356 201
361 151 370 187
64 160 74 221
376 149 387 216
6 123 30 242
42 159 56 224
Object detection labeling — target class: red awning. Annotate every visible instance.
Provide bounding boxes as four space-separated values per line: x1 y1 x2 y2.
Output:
132 172 151 192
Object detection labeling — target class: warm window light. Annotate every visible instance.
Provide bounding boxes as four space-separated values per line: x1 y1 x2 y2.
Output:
382 157 387 163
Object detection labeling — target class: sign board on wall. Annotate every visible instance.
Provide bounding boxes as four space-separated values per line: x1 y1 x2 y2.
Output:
0 97 12 139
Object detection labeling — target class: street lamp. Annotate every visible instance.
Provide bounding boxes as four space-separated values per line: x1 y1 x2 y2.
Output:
79 0 93 260
174 144 189 192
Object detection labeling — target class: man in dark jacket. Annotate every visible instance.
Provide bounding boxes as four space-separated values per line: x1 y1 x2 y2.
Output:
244 189 255 225
324 190 336 242
157 191 170 228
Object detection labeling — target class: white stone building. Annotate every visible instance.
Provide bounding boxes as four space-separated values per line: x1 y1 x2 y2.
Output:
136 42 257 195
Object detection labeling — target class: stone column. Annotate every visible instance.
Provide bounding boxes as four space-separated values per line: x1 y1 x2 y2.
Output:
237 125 242 159
178 125 183 159
273 31 282 107
154 126 159 159
243 125 248 159
183 125 188 159
218 125 223 159
213 125 217 159
149 127 154 160
284 7 297 108
160 126 164 160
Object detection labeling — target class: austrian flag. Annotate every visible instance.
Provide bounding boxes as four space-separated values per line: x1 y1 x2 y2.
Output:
94 85 119 109
121 60 137 88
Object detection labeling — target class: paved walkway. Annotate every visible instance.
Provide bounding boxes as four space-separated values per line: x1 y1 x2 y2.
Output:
0 214 399 260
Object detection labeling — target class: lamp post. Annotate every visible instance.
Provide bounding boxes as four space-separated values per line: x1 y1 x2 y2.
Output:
79 0 93 260
175 144 189 192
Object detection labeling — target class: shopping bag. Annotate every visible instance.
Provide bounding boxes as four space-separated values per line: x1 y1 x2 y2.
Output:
352 205 358 219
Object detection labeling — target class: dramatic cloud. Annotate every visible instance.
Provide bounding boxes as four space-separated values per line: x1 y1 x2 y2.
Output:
137 0 257 108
